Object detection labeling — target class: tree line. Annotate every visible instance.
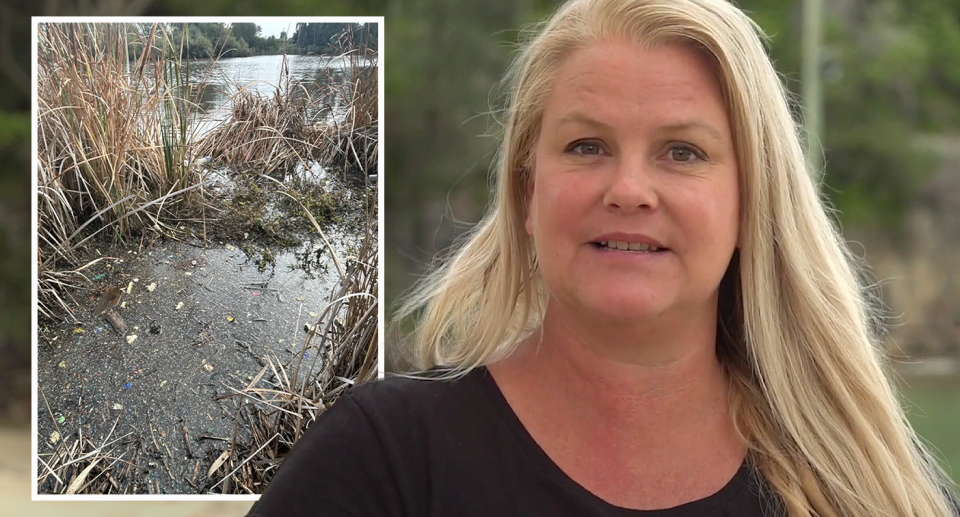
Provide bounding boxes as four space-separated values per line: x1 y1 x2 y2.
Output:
136 22 377 60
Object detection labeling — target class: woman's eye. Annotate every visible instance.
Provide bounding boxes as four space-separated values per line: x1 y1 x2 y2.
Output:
566 141 604 155
668 145 704 163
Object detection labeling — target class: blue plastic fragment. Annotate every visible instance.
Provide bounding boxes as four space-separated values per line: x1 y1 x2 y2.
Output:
122 382 132 390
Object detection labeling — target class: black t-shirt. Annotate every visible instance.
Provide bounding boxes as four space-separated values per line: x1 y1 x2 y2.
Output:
248 367 780 516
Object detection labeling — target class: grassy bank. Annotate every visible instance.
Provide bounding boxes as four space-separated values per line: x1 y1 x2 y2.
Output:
900 375 960 482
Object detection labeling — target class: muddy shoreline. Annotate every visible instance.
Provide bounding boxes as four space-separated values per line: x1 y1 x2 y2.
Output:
37 173 376 494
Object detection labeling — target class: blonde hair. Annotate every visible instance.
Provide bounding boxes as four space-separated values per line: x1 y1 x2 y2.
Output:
394 0 959 515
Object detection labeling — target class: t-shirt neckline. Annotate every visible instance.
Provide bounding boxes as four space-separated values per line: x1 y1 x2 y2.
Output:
470 365 753 515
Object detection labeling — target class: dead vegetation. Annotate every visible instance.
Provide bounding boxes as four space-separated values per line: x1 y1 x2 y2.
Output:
37 22 379 322
35 22 380 495
207 202 378 494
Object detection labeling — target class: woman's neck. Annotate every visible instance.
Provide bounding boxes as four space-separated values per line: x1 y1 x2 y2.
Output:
490 302 739 446
487 307 746 510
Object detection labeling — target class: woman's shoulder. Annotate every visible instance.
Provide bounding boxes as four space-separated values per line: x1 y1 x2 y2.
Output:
340 367 490 424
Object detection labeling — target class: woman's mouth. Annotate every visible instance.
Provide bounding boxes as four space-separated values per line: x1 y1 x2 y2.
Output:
592 240 667 252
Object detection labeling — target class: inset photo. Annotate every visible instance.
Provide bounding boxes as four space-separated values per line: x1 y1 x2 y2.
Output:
33 17 382 497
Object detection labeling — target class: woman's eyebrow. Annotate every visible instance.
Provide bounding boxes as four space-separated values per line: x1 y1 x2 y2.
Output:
657 121 725 143
554 114 724 143
555 113 613 130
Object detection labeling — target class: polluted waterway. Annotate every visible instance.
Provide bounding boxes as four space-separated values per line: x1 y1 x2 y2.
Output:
37 175 373 494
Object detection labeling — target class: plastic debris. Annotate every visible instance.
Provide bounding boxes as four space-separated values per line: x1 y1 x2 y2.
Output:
122 382 132 390
226 244 236 251
226 316 234 322
112 403 122 410
58 361 66 368
126 335 137 344
147 282 157 292
127 281 133 294
50 431 61 444
159 380 167 387
57 415 65 424
72 328 84 334
176 301 184 310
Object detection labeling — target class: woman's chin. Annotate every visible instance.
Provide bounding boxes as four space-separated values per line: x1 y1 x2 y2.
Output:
553 292 670 324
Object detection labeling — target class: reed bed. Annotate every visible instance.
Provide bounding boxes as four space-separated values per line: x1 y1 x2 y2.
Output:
37 23 379 322
315 47 378 180
37 24 378 494
192 40 378 183
191 69 316 177
208 193 378 494
36 409 137 494
37 23 212 320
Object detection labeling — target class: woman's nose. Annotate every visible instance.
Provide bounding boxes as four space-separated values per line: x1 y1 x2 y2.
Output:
602 158 659 212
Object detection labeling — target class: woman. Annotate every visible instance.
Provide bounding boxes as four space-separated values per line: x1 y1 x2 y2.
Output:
250 0 959 515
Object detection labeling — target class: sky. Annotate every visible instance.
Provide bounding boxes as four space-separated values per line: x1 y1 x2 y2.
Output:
256 21 297 39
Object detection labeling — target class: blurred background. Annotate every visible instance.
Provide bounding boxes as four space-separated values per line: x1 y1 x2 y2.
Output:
1 0 958 513
380 0 960 482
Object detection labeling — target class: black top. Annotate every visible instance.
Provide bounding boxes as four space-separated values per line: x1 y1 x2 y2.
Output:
248 367 779 516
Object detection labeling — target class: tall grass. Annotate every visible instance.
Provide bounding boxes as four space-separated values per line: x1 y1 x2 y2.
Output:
192 34 379 182
37 23 379 321
318 29 378 180
204 181 378 494
36 22 381 495
37 23 210 320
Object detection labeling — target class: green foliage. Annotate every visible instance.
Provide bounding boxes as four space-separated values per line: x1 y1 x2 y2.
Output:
294 23 351 54
148 0 386 15
736 0 958 231
231 22 260 43
291 23 375 54
154 22 370 58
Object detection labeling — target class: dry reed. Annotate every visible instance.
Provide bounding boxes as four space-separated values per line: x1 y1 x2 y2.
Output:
208 190 378 494
37 23 213 319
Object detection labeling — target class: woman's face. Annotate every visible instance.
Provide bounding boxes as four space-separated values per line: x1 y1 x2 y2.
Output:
526 40 740 325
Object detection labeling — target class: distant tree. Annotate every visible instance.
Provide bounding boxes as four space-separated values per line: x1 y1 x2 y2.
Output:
231 22 259 44
293 23 349 54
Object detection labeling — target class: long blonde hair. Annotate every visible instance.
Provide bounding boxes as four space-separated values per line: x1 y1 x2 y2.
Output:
394 0 959 514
